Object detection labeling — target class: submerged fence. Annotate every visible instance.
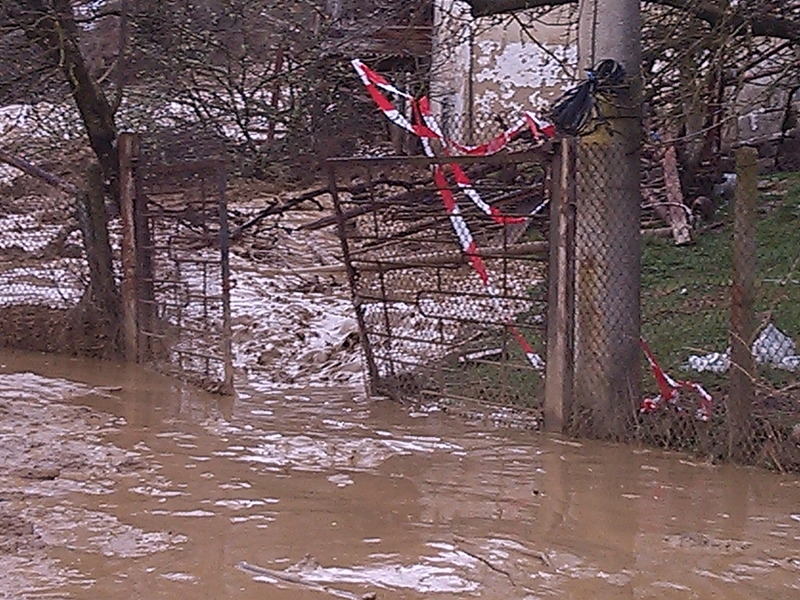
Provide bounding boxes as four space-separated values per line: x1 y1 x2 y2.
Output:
332 141 800 471
0 133 234 393
329 152 551 424
0 157 119 356
120 133 234 393
0 179 91 353
638 148 800 471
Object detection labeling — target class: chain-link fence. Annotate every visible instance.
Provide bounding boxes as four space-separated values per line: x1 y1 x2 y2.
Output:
126 133 234 393
331 152 550 426
569 135 642 438
0 177 96 354
332 139 800 472
639 148 800 471
0 132 234 390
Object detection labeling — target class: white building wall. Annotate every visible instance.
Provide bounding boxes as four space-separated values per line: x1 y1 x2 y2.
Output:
431 2 577 145
431 3 798 156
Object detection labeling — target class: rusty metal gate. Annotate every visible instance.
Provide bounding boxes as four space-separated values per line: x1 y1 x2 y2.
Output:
329 152 551 423
126 135 234 393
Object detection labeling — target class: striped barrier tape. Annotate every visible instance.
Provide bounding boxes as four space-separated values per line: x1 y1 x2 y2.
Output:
352 59 713 416
352 59 551 225
353 59 556 154
417 99 546 370
640 339 713 421
353 59 546 369
415 98 525 225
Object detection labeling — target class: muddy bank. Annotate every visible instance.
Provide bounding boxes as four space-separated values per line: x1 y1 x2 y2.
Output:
0 365 192 596
1 349 799 599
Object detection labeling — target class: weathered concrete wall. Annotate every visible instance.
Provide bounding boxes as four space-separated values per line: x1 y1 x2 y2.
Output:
431 3 798 161
733 81 800 148
430 2 576 144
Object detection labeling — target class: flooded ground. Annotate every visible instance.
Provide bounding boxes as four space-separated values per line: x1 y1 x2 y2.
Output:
1 348 799 599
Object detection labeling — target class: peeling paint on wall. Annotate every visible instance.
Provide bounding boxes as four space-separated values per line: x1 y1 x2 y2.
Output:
431 2 576 144
431 2 798 151
473 39 577 138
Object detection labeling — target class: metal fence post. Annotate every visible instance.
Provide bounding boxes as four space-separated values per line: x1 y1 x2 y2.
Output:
545 138 576 433
118 132 140 361
328 160 381 395
218 168 235 393
729 146 757 459
133 163 155 363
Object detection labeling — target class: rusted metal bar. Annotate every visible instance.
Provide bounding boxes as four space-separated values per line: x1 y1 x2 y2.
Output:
134 158 157 362
329 160 382 394
218 168 235 393
299 163 522 232
349 241 548 272
325 149 550 169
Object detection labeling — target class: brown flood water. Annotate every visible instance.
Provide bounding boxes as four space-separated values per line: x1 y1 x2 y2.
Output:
1 349 799 600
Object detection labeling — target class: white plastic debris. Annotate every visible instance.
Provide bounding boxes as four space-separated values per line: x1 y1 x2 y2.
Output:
527 353 546 371
712 173 737 202
752 323 796 366
685 323 799 373
780 355 800 372
686 351 731 374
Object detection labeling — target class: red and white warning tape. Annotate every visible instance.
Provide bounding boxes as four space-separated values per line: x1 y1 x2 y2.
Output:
415 98 545 369
352 59 556 154
416 98 525 225
640 339 713 421
352 59 713 414
352 59 552 225
353 58 548 369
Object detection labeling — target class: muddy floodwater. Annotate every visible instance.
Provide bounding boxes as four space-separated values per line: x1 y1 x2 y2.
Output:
1 349 799 599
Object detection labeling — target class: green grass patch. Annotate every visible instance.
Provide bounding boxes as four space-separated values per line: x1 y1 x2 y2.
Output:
642 171 800 392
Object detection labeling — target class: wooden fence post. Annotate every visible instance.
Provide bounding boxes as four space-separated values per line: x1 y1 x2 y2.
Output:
545 138 576 433
118 133 140 361
729 146 757 460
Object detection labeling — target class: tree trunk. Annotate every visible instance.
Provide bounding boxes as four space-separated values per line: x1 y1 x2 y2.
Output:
82 163 120 321
15 0 119 204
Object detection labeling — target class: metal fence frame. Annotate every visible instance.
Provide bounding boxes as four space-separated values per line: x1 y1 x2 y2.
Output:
330 141 800 471
328 150 552 424
119 133 234 393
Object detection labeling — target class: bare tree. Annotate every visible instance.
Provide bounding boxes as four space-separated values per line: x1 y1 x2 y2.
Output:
123 0 432 177
464 0 800 43
450 0 799 196
1 0 433 184
3 0 119 199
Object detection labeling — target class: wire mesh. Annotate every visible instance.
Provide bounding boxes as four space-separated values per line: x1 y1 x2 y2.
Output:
639 149 800 471
571 136 641 438
331 153 550 427
330 140 799 471
0 183 91 353
135 146 233 393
